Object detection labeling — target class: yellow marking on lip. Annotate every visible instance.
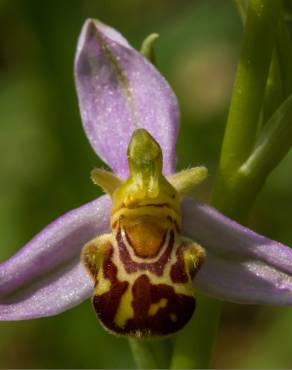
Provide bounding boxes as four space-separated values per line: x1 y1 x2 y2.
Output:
114 286 134 328
95 269 111 296
148 298 168 316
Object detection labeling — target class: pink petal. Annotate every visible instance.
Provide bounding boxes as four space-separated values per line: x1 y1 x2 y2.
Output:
182 198 292 305
75 19 179 178
0 196 111 319
0 261 92 320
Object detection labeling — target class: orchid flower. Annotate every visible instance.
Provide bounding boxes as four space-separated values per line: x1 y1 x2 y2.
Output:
1 19 292 338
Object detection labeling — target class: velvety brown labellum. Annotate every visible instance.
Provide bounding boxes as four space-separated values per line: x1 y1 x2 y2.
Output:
92 236 196 338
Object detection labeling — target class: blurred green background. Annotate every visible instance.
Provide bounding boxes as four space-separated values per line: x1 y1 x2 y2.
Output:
0 0 291 368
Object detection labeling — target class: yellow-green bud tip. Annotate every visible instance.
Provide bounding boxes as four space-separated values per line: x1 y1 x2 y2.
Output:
127 129 162 175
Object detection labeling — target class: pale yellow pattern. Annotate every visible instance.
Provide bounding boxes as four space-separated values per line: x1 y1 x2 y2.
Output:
95 268 111 295
148 298 168 316
114 286 135 327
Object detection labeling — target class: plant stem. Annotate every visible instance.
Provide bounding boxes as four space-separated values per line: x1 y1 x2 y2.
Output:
171 295 221 369
149 339 172 368
263 50 283 122
171 1 282 369
235 0 292 116
129 339 158 369
234 0 249 22
241 93 292 181
276 17 292 97
213 0 281 220
129 338 172 369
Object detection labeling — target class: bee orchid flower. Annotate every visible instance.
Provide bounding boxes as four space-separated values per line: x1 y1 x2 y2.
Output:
1 20 292 337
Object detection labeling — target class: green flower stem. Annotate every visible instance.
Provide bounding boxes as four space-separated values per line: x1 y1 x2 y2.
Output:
213 0 281 221
235 1 292 116
234 0 284 123
149 339 172 368
234 0 249 21
170 295 221 369
171 1 282 369
276 18 292 97
241 93 292 183
129 339 158 369
129 338 172 369
263 50 283 122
